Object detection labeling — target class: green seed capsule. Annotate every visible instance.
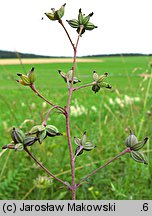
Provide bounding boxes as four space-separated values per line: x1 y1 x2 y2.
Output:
45 12 56 21
82 12 93 25
78 9 84 25
66 19 79 28
131 137 148 151
99 81 112 89
83 141 96 151
46 125 62 137
92 71 99 82
75 146 84 156
27 67 36 84
14 143 24 151
85 22 98 30
23 136 38 146
29 125 45 135
92 84 100 93
56 3 66 20
125 130 138 148
131 151 148 165
11 128 25 144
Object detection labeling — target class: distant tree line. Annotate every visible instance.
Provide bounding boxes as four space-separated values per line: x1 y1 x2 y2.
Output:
0 50 151 58
84 53 152 58
0 50 51 58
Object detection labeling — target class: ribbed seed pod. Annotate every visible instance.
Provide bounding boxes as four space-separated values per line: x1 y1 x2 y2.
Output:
92 70 99 82
66 19 79 28
17 73 30 85
23 136 38 146
27 67 36 84
46 125 62 137
85 22 98 30
57 3 66 19
78 9 84 25
11 128 25 144
82 12 93 25
131 151 148 165
92 84 100 93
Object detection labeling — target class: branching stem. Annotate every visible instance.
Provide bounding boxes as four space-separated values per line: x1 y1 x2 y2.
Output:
61 23 84 200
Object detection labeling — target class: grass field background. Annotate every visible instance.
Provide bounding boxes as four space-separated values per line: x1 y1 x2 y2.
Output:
0 55 152 200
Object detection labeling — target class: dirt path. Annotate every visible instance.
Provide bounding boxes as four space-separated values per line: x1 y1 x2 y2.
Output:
0 58 103 65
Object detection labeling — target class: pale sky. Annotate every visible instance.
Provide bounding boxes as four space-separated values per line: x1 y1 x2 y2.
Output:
0 0 152 56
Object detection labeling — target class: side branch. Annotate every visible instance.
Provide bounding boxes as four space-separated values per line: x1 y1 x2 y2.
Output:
42 106 65 126
58 19 75 49
24 146 70 189
73 82 95 92
76 147 131 188
30 84 65 113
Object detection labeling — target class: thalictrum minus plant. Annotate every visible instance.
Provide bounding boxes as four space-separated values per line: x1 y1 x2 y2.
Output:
2 3 149 200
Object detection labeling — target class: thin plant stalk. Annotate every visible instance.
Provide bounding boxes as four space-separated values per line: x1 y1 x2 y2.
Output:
30 84 64 113
24 146 70 189
62 24 84 200
42 106 65 126
73 82 95 92
58 19 75 50
137 66 152 137
76 147 131 188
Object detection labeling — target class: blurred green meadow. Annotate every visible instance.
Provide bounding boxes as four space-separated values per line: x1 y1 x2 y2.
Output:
0 55 152 200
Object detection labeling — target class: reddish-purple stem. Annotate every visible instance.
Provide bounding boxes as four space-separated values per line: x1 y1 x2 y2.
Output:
76 147 131 188
30 84 65 113
24 146 70 189
60 22 84 200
